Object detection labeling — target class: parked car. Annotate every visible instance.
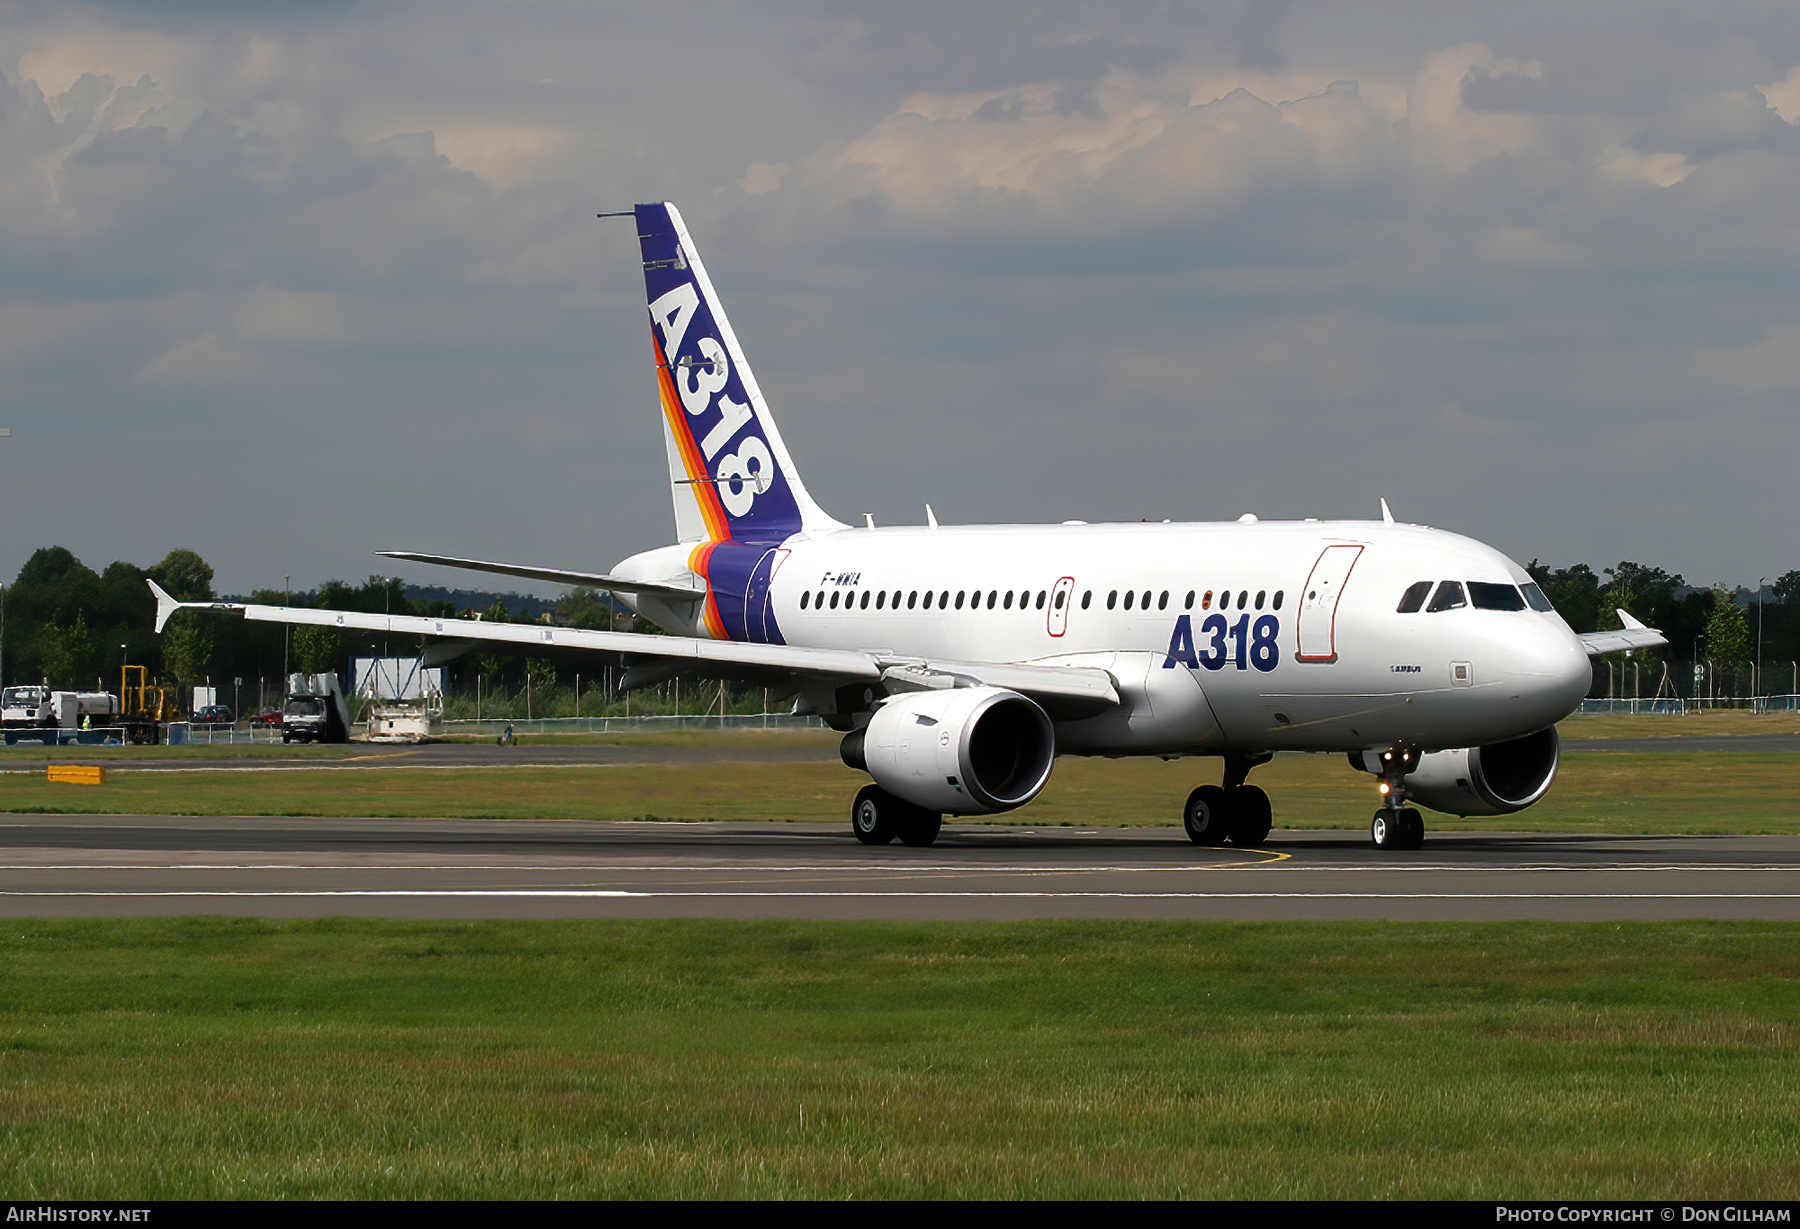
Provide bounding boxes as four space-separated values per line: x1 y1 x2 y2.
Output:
251 707 284 728
194 704 235 726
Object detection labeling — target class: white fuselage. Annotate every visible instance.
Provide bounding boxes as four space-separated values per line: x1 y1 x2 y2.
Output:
615 517 1593 757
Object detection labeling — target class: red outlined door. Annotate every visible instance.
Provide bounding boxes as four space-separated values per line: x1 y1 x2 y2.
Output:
1295 545 1363 663
1047 576 1075 637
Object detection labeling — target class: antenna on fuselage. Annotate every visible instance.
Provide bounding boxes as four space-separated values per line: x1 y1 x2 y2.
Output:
925 504 939 530
1380 497 1395 525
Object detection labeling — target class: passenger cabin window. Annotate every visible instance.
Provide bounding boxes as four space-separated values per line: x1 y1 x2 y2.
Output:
1079 591 1089 609
1254 590 1265 610
1202 590 1213 609
1469 582 1527 611
1141 590 1152 610
1426 581 1467 613
1123 590 1135 610
1107 591 1118 610
1521 582 1556 613
1396 581 1432 614
1158 591 1169 610
801 592 810 609
1184 590 1195 610
860 591 871 609
1273 590 1284 610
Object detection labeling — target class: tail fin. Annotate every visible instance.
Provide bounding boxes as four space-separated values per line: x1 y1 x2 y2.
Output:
634 201 842 543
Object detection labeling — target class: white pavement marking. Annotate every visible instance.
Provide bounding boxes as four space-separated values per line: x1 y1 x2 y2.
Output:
3 890 1799 901
0 861 1794 874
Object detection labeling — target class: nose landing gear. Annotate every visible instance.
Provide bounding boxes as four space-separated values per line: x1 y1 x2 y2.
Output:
1365 746 1426 850
1183 752 1275 847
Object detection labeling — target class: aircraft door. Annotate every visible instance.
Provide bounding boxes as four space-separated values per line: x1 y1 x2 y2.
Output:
1295 544 1364 663
1047 576 1075 637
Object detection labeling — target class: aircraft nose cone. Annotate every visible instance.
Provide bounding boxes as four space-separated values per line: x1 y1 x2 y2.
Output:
1517 622 1593 723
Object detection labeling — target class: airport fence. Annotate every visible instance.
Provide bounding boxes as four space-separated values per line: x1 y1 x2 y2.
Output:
1578 694 1800 715
442 713 826 739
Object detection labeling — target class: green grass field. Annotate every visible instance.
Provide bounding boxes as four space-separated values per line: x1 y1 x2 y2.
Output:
3 746 1797 833
1 918 1795 1199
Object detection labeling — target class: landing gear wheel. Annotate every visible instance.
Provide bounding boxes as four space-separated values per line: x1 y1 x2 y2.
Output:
1183 784 1232 845
1226 785 1272 846
895 808 943 848
1371 808 1418 850
852 785 898 845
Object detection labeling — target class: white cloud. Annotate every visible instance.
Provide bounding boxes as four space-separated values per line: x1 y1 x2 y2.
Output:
1600 144 1693 187
230 283 350 347
1756 67 1800 125
1689 327 1800 394
1473 226 1585 268
428 123 574 189
135 331 256 385
16 29 184 108
1404 43 1538 173
738 161 790 195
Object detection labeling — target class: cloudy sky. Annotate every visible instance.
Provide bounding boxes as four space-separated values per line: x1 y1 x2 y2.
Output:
4 1 1799 597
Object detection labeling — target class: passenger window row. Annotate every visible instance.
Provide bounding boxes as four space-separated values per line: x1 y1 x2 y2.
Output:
1100 588 1282 613
800 585 1285 614
801 587 1062 612
1396 580 1553 614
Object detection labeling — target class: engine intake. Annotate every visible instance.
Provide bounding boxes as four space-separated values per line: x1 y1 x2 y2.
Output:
841 686 1055 814
1401 727 1560 816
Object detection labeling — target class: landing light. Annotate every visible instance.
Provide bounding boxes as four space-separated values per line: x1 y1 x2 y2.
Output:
1378 782 1391 795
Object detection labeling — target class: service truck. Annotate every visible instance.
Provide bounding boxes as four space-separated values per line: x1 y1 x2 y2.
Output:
282 672 351 743
1 685 120 729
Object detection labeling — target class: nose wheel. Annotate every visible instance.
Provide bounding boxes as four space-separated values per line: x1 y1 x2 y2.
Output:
1359 745 1425 851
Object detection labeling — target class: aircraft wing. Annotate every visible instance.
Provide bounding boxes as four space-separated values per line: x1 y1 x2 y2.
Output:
149 582 1120 716
1577 608 1668 657
374 550 705 603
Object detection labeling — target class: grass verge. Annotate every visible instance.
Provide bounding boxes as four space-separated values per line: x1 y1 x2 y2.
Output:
1 918 1795 1199
1 750 1797 833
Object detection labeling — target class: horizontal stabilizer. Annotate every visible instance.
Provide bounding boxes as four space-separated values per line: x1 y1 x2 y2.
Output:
1577 609 1667 657
375 551 704 602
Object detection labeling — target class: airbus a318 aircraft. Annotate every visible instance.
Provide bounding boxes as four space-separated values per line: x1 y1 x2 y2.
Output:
153 202 1665 850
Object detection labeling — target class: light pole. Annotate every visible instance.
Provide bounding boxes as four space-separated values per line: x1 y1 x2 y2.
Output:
283 575 290 683
1758 577 1767 710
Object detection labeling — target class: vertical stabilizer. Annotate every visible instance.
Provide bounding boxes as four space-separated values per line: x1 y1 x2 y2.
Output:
635 201 842 543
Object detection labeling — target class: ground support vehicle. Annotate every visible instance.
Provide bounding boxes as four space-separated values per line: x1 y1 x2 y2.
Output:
282 673 351 744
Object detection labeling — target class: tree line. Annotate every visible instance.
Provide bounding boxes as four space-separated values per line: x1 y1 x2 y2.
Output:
1525 561 1796 670
0 545 632 704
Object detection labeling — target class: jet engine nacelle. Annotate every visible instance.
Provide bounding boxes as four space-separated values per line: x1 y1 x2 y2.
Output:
841 686 1055 815
1377 727 1560 817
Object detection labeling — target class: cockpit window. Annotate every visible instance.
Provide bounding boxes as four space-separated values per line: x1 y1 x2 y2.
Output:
1468 582 1527 611
1520 582 1556 613
1425 581 1466 613
1396 581 1432 614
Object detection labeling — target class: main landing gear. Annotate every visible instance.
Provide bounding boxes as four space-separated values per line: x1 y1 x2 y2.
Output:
851 784 943 848
1367 745 1426 850
1183 753 1274 847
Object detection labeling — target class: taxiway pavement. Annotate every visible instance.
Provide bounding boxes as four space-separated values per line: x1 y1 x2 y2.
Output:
3 814 1797 921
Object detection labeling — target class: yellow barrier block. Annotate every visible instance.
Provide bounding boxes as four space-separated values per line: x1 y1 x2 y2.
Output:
47 765 106 786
